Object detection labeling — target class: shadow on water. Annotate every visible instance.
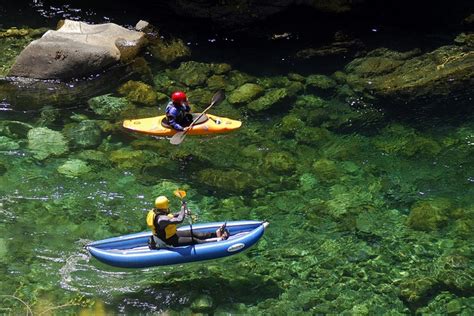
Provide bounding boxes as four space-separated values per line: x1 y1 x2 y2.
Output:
111 272 283 313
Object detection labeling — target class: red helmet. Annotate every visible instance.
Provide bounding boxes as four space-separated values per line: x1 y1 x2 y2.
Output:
171 91 187 104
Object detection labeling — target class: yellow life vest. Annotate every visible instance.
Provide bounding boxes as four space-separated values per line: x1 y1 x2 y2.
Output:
146 210 177 239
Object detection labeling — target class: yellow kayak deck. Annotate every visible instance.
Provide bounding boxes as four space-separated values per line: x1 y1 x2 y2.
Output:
122 114 242 137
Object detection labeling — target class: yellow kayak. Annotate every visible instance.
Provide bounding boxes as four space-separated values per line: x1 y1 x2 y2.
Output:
122 114 242 137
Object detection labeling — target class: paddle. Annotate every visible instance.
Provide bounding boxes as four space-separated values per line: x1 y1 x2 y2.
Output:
169 90 226 145
173 189 194 243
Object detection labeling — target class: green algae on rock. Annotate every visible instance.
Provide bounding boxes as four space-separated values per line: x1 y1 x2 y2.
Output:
0 136 20 150
228 83 265 105
407 198 452 231
247 88 290 112
167 61 212 87
197 168 257 193
117 80 161 106
88 94 134 119
57 159 92 178
63 121 103 149
343 44 474 105
149 38 191 64
27 127 68 160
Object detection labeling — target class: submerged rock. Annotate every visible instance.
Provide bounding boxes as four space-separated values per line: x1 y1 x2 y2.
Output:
9 19 146 80
149 38 191 64
167 61 212 87
0 136 20 150
305 74 337 93
228 83 265 105
191 294 214 313
435 254 473 292
197 169 257 193
264 152 296 173
0 62 139 110
399 277 438 304
57 159 91 177
88 94 133 119
0 120 33 139
344 44 474 105
27 127 68 160
62 120 103 149
117 80 160 106
407 198 452 231
247 88 290 111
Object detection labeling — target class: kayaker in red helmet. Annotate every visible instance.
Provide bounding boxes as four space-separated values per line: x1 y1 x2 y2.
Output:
165 91 193 131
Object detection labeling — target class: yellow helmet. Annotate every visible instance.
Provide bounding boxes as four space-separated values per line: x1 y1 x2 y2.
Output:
154 196 169 209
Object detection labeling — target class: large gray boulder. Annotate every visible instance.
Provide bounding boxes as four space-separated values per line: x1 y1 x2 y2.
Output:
9 20 146 80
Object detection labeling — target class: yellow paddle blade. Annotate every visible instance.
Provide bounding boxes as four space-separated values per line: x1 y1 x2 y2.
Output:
173 189 186 199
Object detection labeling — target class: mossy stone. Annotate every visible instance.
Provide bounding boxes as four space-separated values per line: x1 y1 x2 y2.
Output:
27 127 68 160
407 198 451 231
446 299 462 315
198 169 256 193
63 120 102 149
168 61 212 87
228 83 265 105
118 80 159 106
187 88 214 108
288 73 305 82
149 38 191 64
280 114 305 134
0 120 33 139
207 75 227 91
209 63 232 75
57 159 91 178
88 94 133 119
247 88 289 112
306 74 337 90
191 294 214 313
313 158 339 182
264 152 295 173
399 277 438 303
227 70 256 89
0 136 20 150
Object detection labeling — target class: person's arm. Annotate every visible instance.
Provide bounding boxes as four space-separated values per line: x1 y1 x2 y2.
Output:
183 102 191 113
173 204 188 218
167 107 185 131
157 209 185 229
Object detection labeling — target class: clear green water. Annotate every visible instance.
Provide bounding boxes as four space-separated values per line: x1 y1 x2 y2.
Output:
0 8 473 316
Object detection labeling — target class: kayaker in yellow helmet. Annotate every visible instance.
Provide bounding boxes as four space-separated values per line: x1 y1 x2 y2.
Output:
147 196 228 249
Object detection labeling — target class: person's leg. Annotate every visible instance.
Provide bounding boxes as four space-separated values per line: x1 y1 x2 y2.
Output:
177 230 215 240
183 113 193 127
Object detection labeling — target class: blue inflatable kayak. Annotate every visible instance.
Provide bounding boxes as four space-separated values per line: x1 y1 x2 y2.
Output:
86 220 268 268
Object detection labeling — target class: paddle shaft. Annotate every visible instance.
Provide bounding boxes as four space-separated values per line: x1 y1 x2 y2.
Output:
182 100 218 136
182 200 194 243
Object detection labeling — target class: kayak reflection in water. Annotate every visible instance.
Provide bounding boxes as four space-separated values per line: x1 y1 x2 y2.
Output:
146 196 229 249
164 91 193 131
